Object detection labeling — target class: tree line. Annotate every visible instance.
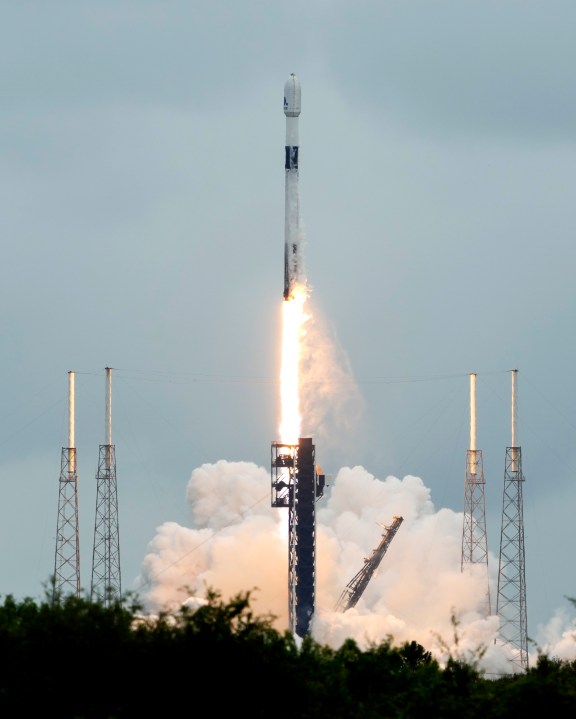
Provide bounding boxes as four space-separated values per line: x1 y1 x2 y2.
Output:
0 584 575 717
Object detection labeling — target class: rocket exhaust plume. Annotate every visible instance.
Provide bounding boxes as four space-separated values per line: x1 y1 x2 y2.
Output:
280 288 308 443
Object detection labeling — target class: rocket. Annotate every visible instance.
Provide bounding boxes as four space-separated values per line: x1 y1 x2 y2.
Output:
283 73 302 300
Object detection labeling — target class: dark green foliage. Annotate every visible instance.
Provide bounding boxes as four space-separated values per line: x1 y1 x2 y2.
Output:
1 584 576 717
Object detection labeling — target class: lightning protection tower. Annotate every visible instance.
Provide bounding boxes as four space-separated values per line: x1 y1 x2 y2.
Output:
53 371 80 599
91 367 121 605
496 369 528 671
271 437 325 639
461 373 491 615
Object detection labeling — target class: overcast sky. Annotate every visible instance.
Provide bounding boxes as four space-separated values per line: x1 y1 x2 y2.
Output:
2 0 576 662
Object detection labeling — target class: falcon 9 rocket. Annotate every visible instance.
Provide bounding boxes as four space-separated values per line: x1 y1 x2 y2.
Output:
283 73 302 300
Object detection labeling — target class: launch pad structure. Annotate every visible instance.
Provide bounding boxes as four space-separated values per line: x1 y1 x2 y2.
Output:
271 438 325 638
336 516 403 613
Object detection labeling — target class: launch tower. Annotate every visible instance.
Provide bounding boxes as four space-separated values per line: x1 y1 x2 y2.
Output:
53 371 81 598
90 367 121 605
461 373 491 615
496 369 528 670
271 438 325 638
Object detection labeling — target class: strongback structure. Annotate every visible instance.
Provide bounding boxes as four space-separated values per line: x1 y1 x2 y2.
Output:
496 369 528 671
461 373 491 616
271 437 325 638
335 516 403 613
54 371 81 598
91 367 121 605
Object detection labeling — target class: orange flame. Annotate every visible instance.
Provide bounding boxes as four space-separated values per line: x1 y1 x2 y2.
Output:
279 283 309 444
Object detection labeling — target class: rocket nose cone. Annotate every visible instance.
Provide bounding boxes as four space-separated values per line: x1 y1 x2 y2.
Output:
284 73 301 117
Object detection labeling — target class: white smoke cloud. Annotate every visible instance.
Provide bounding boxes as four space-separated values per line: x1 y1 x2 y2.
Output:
532 607 576 661
135 459 576 675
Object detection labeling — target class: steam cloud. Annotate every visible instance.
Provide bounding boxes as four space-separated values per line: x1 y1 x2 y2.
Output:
135 458 576 675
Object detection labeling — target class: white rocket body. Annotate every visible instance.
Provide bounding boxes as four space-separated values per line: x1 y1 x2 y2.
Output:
284 73 302 300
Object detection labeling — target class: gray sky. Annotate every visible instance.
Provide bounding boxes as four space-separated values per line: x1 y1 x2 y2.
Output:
2 0 576 660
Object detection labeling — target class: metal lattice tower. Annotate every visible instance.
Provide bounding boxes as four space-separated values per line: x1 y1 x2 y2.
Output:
461 373 491 616
336 516 403 612
271 437 325 638
496 369 528 671
91 367 121 605
54 371 80 598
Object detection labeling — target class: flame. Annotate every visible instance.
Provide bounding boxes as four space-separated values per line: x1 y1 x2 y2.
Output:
279 283 309 444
